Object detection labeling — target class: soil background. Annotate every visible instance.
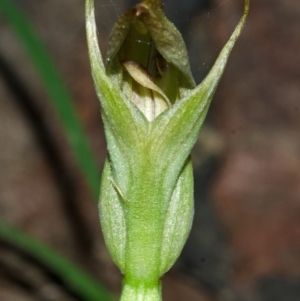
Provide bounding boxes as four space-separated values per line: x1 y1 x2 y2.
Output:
1 0 300 300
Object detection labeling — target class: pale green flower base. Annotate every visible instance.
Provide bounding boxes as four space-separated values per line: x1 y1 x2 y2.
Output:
120 281 161 301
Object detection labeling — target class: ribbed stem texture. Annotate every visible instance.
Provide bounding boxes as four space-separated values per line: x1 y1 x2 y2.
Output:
120 280 162 301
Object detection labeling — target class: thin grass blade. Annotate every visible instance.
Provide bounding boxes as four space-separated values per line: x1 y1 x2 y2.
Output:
0 0 100 198
0 220 115 301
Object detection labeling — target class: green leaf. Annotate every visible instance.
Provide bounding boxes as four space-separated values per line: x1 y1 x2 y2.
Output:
99 159 127 272
159 158 194 274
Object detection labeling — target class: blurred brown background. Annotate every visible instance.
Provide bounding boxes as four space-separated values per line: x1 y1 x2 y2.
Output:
0 0 300 300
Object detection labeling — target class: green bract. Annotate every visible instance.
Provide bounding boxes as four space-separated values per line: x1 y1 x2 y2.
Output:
86 0 249 300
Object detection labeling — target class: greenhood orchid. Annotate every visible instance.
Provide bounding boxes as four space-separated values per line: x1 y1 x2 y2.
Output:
86 0 249 300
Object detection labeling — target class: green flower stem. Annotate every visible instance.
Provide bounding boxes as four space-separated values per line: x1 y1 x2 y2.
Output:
120 281 161 301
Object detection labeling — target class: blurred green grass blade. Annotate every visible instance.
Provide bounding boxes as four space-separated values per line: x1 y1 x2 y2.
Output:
0 220 115 301
0 0 100 198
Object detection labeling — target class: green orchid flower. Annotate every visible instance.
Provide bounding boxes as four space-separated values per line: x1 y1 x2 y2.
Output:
85 0 249 300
